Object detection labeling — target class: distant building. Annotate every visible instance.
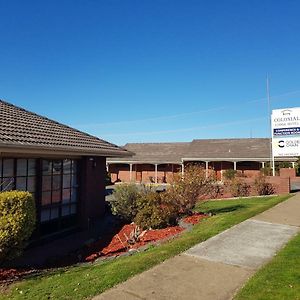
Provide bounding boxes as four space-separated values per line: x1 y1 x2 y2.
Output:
107 139 296 183
0 100 130 238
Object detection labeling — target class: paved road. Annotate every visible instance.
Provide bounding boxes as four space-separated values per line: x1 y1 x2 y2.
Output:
94 193 300 300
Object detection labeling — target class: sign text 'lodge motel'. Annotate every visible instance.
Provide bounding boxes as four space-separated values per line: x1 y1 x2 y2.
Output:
272 107 300 157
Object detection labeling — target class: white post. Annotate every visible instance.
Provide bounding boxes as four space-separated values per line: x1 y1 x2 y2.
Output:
181 163 184 176
155 164 158 184
262 162 265 168
233 161 237 171
292 162 295 168
205 161 209 178
106 163 109 172
129 163 133 182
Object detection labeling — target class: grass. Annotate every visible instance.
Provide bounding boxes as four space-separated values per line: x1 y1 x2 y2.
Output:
235 230 300 300
0 194 291 300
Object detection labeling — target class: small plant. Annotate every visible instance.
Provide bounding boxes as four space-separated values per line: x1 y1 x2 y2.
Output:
223 169 237 180
134 191 177 230
164 165 216 214
229 178 250 197
0 191 36 263
110 184 140 222
254 175 275 195
208 182 224 199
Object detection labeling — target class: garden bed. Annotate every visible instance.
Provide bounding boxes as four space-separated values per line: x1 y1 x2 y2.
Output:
0 213 207 284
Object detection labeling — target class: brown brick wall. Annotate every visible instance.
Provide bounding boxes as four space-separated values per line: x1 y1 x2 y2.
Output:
279 168 296 178
79 156 106 228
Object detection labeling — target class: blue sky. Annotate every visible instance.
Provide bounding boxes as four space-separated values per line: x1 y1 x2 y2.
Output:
1 0 300 145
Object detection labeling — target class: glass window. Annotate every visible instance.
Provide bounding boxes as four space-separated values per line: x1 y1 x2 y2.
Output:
42 160 52 175
50 207 59 219
40 209 51 222
41 191 51 206
28 159 36 176
63 159 71 174
62 188 71 203
70 204 77 215
27 177 36 193
52 190 61 204
17 159 27 176
16 177 27 190
52 175 61 190
3 159 14 177
52 161 62 175
42 176 52 191
63 174 71 188
61 205 70 216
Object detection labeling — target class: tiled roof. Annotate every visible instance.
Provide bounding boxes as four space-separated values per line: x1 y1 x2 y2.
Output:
107 138 277 163
185 138 271 159
107 142 190 163
0 99 131 157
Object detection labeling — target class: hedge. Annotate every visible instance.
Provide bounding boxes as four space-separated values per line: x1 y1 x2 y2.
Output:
0 191 36 263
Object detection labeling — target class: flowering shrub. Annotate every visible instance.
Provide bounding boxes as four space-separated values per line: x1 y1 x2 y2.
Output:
228 178 250 197
254 175 275 195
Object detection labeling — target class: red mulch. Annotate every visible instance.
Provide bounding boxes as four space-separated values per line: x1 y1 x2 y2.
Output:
0 268 37 283
85 224 184 262
182 213 207 225
0 212 208 282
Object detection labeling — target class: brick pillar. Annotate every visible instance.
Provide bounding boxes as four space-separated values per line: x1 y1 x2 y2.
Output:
79 156 106 229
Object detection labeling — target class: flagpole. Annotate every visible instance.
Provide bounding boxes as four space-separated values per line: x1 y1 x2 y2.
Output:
267 74 275 176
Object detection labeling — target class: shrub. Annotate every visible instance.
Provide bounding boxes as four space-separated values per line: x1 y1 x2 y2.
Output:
134 191 177 230
110 184 140 222
254 175 275 195
208 182 224 199
164 165 216 214
223 169 237 180
228 178 250 197
0 191 36 263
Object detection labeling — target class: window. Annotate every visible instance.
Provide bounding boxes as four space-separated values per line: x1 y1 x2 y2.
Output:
40 159 78 224
0 158 36 197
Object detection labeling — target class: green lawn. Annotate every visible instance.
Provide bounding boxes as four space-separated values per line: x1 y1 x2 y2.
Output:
0 195 291 300
235 230 300 300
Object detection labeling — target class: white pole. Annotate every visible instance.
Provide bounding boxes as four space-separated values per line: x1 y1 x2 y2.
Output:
155 164 158 184
267 74 275 176
129 163 133 182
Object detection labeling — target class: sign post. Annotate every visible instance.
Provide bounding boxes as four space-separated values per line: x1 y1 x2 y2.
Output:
271 107 300 175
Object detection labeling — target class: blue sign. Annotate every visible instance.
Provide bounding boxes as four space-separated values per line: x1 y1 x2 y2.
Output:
273 127 300 136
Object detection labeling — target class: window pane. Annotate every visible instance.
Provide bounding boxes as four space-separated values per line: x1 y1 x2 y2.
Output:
27 176 36 193
28 159 36 176
71 173 78 187
62 205 70 216
52 190 61 204
42 160 52 175
71 160 78 173
52 175 61 190
63 174 71 188
52 160 62 175
40 209 50 222
42 176 52 191
3 159 14 177
62 189 71 203
16 159 27 176
71 188 78 203
50 207 59 220
41 191 51 206
63 159 71 174
16 177 27 191
0 159 2 176
1 178 14 191
70 204 77 215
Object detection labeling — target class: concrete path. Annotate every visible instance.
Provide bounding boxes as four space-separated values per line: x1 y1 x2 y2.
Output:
94 194 300 300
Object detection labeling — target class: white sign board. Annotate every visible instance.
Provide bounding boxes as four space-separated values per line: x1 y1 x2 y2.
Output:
271 107 300 157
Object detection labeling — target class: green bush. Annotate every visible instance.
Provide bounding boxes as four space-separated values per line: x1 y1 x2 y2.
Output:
110 184 140 222
254 175 275 195
228 178 250 197
134 191 177 230
223 169 237 180
0 191 36 263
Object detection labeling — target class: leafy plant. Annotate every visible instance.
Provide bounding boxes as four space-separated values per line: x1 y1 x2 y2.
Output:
0 191 36 263
110 184 140 222
254 175 275 195
223 169 237 180
164 165 216 214
228 178 250 197
134 191 177 230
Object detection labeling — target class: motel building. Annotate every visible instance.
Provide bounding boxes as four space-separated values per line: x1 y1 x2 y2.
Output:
107 139 297 184
0 100 130 238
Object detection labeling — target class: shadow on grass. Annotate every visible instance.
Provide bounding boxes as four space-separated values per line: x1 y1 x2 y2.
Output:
203 204 246 215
